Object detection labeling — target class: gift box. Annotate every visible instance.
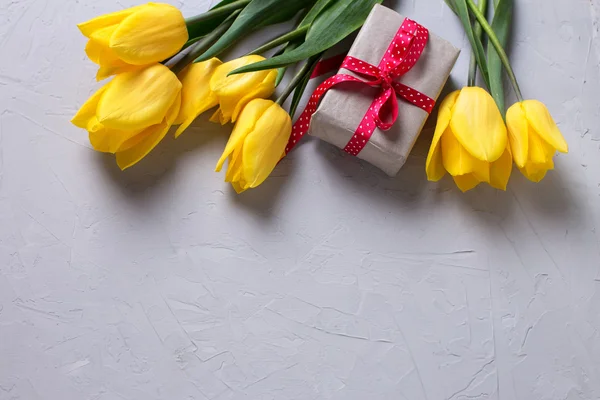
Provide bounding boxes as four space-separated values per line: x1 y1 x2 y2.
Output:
306 5 460 176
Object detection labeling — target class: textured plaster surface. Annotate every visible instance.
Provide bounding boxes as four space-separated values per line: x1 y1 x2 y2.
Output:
1 0 600 399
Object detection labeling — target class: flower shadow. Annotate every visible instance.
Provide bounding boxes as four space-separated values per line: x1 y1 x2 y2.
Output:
432 158 580 229
228 157 297 220
96 112 297 217
96 113 229 199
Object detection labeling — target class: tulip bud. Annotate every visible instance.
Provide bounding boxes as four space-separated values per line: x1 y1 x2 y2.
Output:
78 3 188 80
506 100 568 182
209 55 278 125
72 64 182 169
426 87 512 192
215 99 292 193
174 59 223 138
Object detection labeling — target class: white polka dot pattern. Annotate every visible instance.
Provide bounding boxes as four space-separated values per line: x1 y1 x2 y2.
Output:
284 18 435 157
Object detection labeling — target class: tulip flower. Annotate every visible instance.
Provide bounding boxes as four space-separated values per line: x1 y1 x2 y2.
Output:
426 87 512 192
506 100 568 182
173 58 223 138
215 99 291 193
71 64 182 170
445 0 570 186
78 3 188 80
209 55 278 125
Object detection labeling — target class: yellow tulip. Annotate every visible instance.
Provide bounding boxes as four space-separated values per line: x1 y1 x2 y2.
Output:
71 64 182 170
506 100 568 182
426 87 512 192
209 55 278 125
215 99 291 193
174 58 222 138
78 3 188 80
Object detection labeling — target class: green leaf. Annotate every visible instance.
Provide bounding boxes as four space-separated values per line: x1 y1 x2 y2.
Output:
261 1 313 27
452 0 491 89
444 0 458 14
196 0 308 62
186 0 250 40
212 0 243 8
275 41 300 87
230 0 383 74
290 72 312 118
467 0 487 87
248 27 308 56
289 55 322 117
298 0 338 29
487 0 512 116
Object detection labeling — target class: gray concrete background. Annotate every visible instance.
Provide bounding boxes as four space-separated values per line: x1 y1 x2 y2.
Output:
1 0 599 399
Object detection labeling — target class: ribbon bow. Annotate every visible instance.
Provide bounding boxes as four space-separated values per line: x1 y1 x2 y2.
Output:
285 18 436 157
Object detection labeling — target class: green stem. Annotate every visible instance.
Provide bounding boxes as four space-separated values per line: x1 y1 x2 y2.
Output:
182 36 203 50
275 41 300 87
466 0 523 100
248 26 309 56
184 0 250 27
468 0 488 86
171 10 240 74
276 54 320 106
289 55 322 117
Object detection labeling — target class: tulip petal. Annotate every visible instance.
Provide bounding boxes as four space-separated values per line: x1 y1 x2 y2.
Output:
242 103 292 188
225 148 243 183
210 55 267 92
174 59 222 138
89 24 118 46
528 130 556 164
489 145 513 191
450 87 507 162
71 85 109 129
115 120 168 170
506 102 529 168
85 39 140 80
86 116 104 133
77 5 145 38
110 3 188 65
84 25 147 80
116 132 149 152
519 157 554 183
209 109 227 125
442 128 489 178
210 56 276 124
97 64 181 130
115 93 181 170
231 70 277 122
523 100 568 153
84 40 103 65
174 99 219 137
519 167 547 183
231 180 248 194
95 64 139 81
88 125 144 153
426 91 459 181
215 99 272 172
453 174 481 192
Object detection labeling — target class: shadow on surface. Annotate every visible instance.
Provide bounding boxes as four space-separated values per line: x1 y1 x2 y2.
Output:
383 0 401 9
96 112 297 215
96 113 228 198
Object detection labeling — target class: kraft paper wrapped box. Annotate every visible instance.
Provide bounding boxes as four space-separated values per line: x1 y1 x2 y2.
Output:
308 5 460 176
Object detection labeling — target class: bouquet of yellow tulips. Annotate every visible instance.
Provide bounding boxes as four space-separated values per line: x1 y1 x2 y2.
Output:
426 0 568 192
72 0 568 194
72 0 382 192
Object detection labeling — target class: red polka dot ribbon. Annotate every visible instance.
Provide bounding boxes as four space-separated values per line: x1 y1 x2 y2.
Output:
284 18 435 157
